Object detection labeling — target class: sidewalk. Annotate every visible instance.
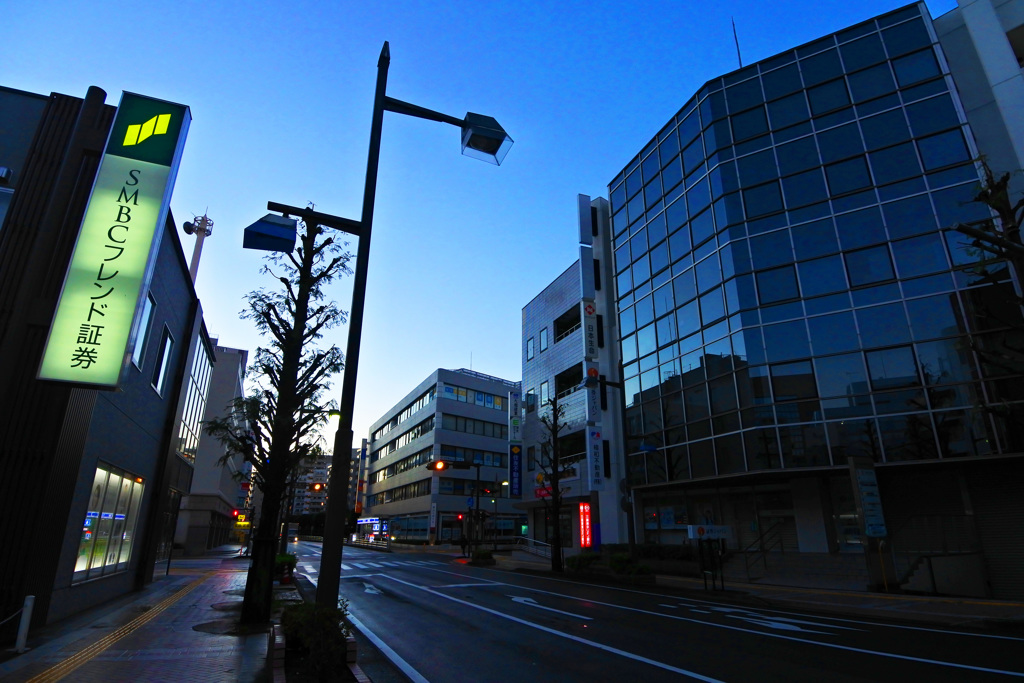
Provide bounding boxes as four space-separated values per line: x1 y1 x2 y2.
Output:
0 545 275 683
493 548 1024 632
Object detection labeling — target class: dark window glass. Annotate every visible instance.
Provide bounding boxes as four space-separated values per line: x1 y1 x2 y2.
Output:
838 21 877 43
660 133 680 163
714 192 746 228
918 130 970 171
743 181 784 218
610 184 626 214
732 106 769 142
656 313 678 348
645 179 664 210
653 282 675 318
791 218 839 259
879 5 921 26
727 78 764 113
857 92 901 117
704 119 732 152
617 269 632 295
669 222 692 263
767 92 810 129
893 49 941 87
763 319 811 362
774 121 813 144
861 110 911 151
808 310 859 354
866 346 919 389
630 228 647 261
642 150 661 184
846 245 894 287
661 156 683 193
699 287 726 324
762 64 803 99
799 255 848 297
709 161 740 199
725 273 758 314
635 294 655 329
840 33 887 71
857 302 911 348
757 265 800 304
737 149 778 186
676 299 700 336
905 95 958 137
801 49 843 86
687 179 712 217
932 183 991 228
882 19 932 57
620 307 637 337
627 192 645 226
906 294 962 341
667 196 688 234
892 233 948 278
916 338 976 384
882 194 935 239
648 212 668 246
633 256 651 287
650 241 670 275
682 138 705 176
776 137 820 176
789 201 831 225
799 35 836 58
749 231 794 270
818 123 864 163
771 360 817 400
696 253 723 293
626 166 643 199
815 352 867 397
847 63 897 103
836 206 886 250
782 168 829 208
901 79 949 103
825 157 871 195
679 109 701 146
814 106 855 131
700 90 729 123
928 164 978 189
615 242 630 273
808 79 851 115
674 268 697 305
690 208 716 246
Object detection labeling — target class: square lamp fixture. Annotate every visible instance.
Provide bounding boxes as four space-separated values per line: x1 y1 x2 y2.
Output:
461 113 513 166
243 213 298 253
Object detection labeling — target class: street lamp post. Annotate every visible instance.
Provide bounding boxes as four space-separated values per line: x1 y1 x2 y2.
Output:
312 42 511 609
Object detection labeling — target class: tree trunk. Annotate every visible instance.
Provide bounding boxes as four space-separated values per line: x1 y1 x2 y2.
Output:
241 489 282 623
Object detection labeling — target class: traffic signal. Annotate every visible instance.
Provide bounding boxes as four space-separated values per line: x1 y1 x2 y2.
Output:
232 509 239 517
457 513 463 520
424 460 472 472
309 482 325 492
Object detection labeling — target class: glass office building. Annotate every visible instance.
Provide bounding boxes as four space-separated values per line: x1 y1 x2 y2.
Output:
608 2 1024 598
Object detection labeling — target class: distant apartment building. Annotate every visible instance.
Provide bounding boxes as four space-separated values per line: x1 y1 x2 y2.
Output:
520 195 625 552
175 343 248 555
364 369 523 544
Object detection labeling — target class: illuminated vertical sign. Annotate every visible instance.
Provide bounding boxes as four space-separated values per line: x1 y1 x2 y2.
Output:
579 502 592 548
39 92 190 387
508 391 522 497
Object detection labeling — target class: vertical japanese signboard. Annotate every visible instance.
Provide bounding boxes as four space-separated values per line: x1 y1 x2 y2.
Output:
508 391 522 497
39 92 190 387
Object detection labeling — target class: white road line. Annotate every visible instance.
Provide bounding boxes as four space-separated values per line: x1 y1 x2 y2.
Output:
382 574 722 682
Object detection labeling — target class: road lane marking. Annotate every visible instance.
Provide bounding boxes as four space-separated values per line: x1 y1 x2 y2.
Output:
382 574 723 682
492 584 1024 677
509 596 593 620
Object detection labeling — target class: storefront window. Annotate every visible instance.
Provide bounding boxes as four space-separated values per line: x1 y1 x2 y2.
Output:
74 463 144 583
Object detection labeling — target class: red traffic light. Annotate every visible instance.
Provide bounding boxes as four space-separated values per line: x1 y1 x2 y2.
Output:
232 509 239 517
457 513 463 520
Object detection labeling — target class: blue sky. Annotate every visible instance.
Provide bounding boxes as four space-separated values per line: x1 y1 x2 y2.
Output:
4 0 959 440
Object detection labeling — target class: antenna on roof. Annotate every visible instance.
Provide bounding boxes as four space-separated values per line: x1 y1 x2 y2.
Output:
732 17 743 69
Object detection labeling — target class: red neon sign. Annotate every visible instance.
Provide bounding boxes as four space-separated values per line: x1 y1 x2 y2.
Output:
579 502 592 548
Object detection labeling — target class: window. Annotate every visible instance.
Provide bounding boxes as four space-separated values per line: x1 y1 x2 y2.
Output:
151 327 173 395
527 337 535 360
0 189 13 231
540 328 548 352
74 464 144 583
131 294 155 367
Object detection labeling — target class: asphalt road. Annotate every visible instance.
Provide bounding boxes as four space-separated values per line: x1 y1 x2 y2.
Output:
290 541 1024 683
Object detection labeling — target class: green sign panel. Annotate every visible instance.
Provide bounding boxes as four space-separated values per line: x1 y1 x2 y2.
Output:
39 92 190 387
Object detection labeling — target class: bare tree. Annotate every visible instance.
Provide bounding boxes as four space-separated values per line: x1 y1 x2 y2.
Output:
535 395 576 573
205 218 350 624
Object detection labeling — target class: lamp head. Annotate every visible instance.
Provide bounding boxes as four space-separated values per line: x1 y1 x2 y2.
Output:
461 113 513 166
243 213 298 253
